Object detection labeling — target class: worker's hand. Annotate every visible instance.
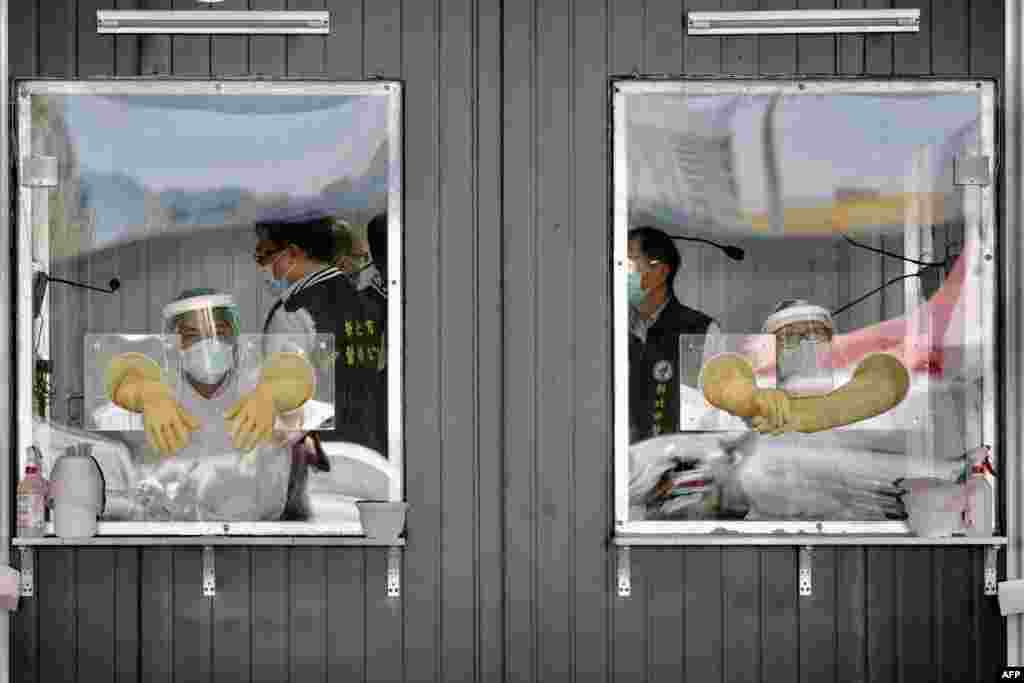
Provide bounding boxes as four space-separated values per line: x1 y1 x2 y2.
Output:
142 390 200 457
749 388 798 435
225 383 277 453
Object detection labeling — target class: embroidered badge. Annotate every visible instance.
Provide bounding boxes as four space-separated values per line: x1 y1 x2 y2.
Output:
653 359 674 383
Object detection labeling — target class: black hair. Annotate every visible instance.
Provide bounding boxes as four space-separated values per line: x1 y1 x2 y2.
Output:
254 213 338 264
367 213 388 278
627 225 681 289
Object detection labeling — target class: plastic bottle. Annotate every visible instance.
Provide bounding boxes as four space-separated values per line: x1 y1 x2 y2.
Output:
962 449 996 537
16 462 48 538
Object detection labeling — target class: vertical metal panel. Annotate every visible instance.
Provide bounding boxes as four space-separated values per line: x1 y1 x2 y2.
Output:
364 549 404 683
477 0 506 680
37 549 77 683
684 0 723 75
759 0 798 75
893 0 930 74
932 0 969 75
289 548 327 681
502 0 537 680
364 0 401 77
866 548 898 683
683 548 723 683
39 0 76 77
211 0 249 77
1005 0 1024 666
139 0 171 75
723 548 760 683
612 550 647 683
115 0 141 76
645 0 684 74
172 0 211 76
325 0 363 78
173 549 212 683
287 0 326 75
326 549 366 680
835 548 867 683
76 549 117 681
722 0 757 75
572 1 611 682
536 0 572 680
249 0 286 76
864 0 895 75
897 549 935 682
439 0 480 680
78 0 115 77
398 0 442 680
250 548 288 683
211 548 251 683
796 0 836 74
115 548 142 683
837 0 865 73
609 0 643 75
799 547 836 683
934 548 973 680
761 549 798 683
970 0 1004 77
8 0 37 78
139 548 173 683
646 550 684 683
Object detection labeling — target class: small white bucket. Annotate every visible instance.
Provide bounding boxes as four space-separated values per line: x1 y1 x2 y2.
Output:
355 501 408 541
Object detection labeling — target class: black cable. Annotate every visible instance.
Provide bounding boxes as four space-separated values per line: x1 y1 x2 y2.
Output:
842 235 945 268
833 271 927 317
674 236 745 261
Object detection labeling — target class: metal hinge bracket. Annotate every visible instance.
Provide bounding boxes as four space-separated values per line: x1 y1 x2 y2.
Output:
202 546 216 597
954 155 991 187
985 545 999 597
617 547 632 598
20 155 58 188
386 547 402 598
799 546 813 597
19 547 33 598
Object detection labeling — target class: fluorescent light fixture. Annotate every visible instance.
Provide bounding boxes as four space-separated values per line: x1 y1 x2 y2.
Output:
687 9 920 35
96 10 330 35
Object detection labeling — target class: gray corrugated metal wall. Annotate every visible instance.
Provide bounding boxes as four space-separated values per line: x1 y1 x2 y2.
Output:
7 0 1008 681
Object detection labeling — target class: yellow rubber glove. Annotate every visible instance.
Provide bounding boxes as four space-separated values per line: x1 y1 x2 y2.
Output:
107 353 200 457
701 352 909 434
226 351 315 455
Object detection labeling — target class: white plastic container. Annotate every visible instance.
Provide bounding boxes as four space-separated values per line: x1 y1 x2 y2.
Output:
962 475 995 537
50 444 105 539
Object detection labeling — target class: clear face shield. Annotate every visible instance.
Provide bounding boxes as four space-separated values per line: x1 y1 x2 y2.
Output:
161 293 241 386
763 299 835 397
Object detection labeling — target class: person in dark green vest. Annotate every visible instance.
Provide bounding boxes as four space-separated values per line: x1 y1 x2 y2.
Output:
627 226 724 443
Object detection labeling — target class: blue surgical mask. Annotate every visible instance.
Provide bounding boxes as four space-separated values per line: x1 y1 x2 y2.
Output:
261 251 294 298
183 339 234 385
627 271 646 308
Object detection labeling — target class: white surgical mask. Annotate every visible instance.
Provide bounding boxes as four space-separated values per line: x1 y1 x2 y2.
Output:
182 339 234 385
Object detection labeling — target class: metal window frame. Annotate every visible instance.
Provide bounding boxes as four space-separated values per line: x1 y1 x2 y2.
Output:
612 78 998 539
1005 0 1024 666
12 79 405 537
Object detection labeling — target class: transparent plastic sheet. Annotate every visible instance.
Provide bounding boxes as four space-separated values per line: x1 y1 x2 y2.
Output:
631 333 968 521
82 333 336 522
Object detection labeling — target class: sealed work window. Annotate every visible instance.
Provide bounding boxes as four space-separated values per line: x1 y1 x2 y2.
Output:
614 80 997 536
16 81 403 535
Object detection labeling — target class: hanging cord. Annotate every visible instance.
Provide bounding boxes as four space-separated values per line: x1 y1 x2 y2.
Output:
833 236 953 317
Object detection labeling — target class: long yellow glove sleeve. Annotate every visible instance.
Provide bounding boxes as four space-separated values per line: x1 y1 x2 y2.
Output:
107 352 199 456
701 352 910 434
226 352 315 454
